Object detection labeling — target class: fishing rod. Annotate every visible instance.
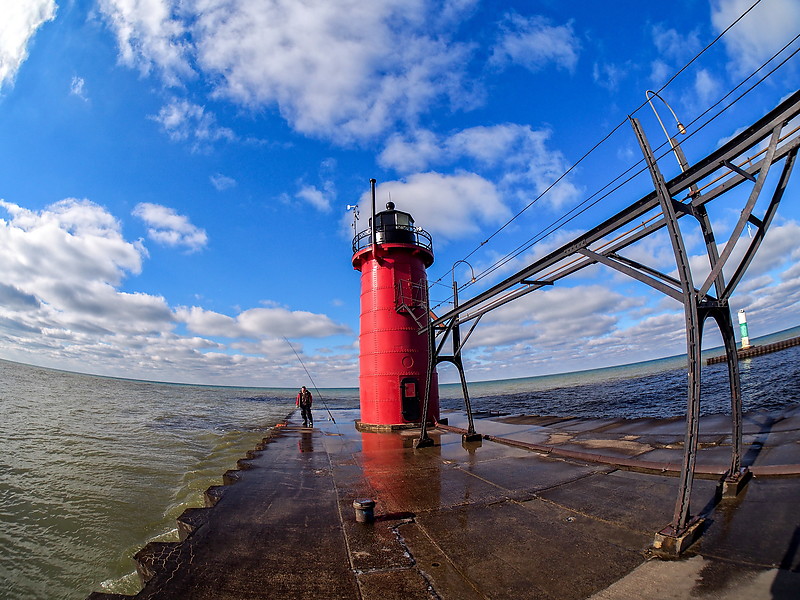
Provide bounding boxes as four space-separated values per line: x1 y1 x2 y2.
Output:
283 337 336 424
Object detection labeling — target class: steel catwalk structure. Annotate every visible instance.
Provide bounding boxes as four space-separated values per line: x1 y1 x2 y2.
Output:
419 90 800 553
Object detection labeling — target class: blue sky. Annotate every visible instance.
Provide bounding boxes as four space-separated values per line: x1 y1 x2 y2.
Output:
0 0 799 387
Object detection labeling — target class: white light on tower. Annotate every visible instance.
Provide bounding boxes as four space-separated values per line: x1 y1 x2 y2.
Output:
738 309 751 349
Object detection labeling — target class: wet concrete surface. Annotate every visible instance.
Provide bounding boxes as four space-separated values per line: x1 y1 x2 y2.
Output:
89 405 800 599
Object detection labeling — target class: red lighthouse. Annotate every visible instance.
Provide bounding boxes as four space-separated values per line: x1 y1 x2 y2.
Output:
352 194 439 429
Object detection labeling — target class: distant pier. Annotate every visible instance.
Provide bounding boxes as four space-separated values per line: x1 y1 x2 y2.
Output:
706 334 800 365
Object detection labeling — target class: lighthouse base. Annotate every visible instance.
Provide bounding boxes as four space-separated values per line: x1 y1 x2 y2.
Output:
355 418 447 433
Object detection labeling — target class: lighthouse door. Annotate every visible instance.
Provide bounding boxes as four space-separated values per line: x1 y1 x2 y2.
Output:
400 377 421 421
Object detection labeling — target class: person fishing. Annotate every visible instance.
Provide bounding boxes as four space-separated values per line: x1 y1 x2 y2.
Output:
296 385 313 427
284 336 335 425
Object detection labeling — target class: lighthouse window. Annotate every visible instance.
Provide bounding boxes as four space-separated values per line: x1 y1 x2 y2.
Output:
373 210 416 244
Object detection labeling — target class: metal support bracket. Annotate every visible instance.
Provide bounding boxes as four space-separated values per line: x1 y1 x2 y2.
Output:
723 159 757 182
520 279 554 286
652 517 706 558
632 115 704 542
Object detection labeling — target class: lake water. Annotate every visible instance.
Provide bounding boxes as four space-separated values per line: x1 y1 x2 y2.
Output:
1 326 798 599
441 327 800 418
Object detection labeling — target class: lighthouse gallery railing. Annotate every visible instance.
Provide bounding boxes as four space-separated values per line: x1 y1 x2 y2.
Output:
352 224 433 254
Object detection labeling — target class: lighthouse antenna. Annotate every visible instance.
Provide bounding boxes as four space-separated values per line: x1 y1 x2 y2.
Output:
347 204 360 235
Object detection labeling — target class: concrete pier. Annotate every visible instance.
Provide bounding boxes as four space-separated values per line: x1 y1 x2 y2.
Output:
89 406 800 599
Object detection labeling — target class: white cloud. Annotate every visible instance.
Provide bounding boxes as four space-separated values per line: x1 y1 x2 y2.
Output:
735 220 800 279
451 124 581 209
0 282 40 310
437 0 479 25
367 172 510 240
489 13 580 73
381 124 581 211
210 173 236 191
175 306 235 336
693 68 720 107
150 98 235 150
98 0 475 142
648 25 703 87
649 59 671 87
487 284 638 327
731 267 800 339
132 202 208 252
296 184 332 213
618 229 677 275
447 125 528 165
592 62 627 91
0 0 56 92
177 305 351 339
0 198 170 337
1 198 144 284
379 129 442 173
679 219 800 292
651 25 702 63
468 226 586 286
193 0 475 140
69 76 88 100
458 283 652 377
237 306 350 338
98 0 193 84
711 0 800 77
294 162 337 212
0 197 355 386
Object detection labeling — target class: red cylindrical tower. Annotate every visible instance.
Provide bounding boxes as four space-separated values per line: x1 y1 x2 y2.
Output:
352 201 439 428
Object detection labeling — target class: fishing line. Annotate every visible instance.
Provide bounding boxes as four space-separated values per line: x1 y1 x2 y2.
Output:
283 337 336 424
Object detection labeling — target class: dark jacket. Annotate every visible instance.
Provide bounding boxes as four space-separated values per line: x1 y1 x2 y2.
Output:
296 389 313 407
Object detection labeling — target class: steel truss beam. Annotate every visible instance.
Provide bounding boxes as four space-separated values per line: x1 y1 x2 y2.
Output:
419 90 800 553
427 91 800 328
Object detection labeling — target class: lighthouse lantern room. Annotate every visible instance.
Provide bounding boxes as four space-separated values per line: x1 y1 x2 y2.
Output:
352 191 439 429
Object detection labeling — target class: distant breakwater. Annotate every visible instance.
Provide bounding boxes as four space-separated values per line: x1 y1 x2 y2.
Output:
707 335 800 365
